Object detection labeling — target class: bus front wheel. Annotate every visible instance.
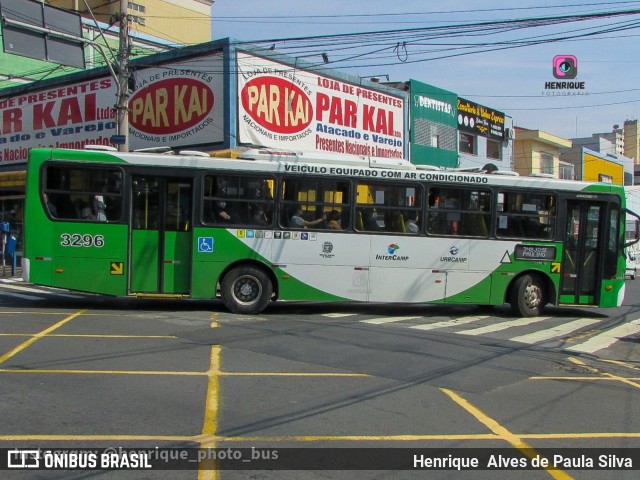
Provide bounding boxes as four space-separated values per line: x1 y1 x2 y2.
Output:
510 274 545 317
221 266 273 314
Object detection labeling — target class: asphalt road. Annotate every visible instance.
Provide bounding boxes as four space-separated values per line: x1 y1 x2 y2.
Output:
0 278 639 479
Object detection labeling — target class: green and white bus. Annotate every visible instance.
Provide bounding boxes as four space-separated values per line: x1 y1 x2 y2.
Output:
23 147 640 316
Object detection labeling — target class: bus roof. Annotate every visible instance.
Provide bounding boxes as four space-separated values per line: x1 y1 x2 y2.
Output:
31 147 623 195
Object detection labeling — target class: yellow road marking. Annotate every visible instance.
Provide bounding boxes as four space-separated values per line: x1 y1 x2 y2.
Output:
0 369 208 376
567 357 640 389
0 368 369 377
0 435 193 441
199 316 220 480
440 388 573 480
530 376 640 381
0 333 177 339
0 309 86 365
0 311 133 316
599 358 640 371
3 431 640 443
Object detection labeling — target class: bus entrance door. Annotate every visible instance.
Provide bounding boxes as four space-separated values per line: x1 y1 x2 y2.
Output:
130 176 193 295
560 200 604 305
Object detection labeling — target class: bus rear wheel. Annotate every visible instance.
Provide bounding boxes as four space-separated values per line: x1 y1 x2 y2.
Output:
221 266 273 314
510 274 545 317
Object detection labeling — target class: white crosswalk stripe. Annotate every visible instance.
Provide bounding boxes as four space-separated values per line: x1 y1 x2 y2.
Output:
409 316 489 331
362 316 422 325
457 317 550 336
565 319 640 353
0 283 87 301
509 318 601 344
344 311 639 354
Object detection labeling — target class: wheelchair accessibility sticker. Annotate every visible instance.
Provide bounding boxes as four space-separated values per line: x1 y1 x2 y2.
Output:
198 237 214 253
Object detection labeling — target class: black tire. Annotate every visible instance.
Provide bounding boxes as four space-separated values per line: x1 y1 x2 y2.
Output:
510 274 545 317
221 266 273 314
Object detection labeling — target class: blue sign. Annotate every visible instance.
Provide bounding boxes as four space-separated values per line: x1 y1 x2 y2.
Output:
197 237 214 253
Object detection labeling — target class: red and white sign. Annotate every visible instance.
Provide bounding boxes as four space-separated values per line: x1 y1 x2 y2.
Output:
237 52 405 159
0 54 224 164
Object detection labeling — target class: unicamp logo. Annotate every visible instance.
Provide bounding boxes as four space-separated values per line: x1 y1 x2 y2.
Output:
544 55 587 95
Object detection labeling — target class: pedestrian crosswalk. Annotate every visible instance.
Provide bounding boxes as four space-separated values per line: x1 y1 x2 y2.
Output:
0 279 87 301
330 311 640 355
1 279 638 355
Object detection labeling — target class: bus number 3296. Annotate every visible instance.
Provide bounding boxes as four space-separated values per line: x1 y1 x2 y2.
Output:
60 233 105 248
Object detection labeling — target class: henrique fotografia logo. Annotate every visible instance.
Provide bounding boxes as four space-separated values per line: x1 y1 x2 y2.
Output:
544 54 586 94
553 55 577 79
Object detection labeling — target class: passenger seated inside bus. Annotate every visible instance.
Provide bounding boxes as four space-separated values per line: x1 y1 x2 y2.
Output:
326 210 342 230
405 211 419 233
212 201 232 223
93 195 107 221
358 208 382 232
289 206 326 229
250 204 269 225
386 211 406 233
43 193 58 218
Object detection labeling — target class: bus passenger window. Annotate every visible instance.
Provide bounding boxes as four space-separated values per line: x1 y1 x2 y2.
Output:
427 187 490 237
496 191 556 240
43 165 123 222
355 181 421 234
203 174 275 227
280 177 350 231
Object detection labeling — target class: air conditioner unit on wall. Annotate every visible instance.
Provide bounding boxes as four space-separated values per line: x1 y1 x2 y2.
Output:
505 128 515 141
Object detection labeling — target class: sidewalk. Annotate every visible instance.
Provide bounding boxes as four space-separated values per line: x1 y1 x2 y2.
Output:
0 263 22 279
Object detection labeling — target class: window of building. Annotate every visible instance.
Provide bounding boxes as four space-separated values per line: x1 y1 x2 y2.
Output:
486 139 501 160
426 187 491 237
540 152 554 175
280 178 350 230
459 132 476 154
496 191 556 240
128 2 145 13
559 161 574 180
203 174 275 227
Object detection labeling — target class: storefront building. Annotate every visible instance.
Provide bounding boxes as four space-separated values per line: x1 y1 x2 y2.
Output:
0 39 410 259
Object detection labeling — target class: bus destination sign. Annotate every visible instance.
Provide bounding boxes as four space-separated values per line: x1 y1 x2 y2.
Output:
514 244 556 261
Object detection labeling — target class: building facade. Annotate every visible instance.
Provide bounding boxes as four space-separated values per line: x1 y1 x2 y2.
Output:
47 0 214 46
513 128 572 179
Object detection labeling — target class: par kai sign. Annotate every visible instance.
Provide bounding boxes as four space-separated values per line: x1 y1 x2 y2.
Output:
236 52 406 159
0 54 224 164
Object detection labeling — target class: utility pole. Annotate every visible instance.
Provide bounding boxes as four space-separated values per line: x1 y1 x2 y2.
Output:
116 0 130 152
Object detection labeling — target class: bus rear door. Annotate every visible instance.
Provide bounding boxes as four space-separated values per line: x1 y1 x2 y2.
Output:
129 176 193 295
560 199 613 305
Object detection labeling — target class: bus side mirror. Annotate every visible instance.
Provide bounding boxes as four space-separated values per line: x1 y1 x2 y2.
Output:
623 209 640 248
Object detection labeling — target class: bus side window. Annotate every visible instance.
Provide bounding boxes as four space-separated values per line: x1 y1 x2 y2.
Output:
280 177 350 231
496 191 555 240
44 165 123 221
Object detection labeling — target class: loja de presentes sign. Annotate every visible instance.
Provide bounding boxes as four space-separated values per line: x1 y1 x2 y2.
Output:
0 54 224 164
237 52 406 159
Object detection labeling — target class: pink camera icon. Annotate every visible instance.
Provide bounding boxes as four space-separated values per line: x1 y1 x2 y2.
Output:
553 55 577 79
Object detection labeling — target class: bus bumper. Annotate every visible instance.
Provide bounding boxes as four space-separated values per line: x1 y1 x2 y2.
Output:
21 257 30 283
